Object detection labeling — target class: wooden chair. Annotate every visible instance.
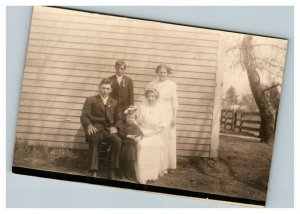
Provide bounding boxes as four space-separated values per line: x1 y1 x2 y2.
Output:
98 141 111 170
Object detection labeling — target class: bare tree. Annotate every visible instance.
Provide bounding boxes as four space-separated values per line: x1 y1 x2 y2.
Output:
227 35 286 143
225 86 239 105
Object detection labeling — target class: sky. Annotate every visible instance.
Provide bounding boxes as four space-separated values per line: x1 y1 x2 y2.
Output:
220 32 288 100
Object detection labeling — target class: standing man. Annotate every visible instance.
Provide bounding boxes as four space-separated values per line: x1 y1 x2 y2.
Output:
108 60 134 117
80 78 122 179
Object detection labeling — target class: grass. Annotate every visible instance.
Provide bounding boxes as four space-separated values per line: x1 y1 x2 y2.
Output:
13 135 273 201
149 136 273 201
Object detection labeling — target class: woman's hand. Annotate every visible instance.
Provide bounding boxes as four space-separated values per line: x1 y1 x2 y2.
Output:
170 118 176 127
134 136 142 143
171 108 177 128
127 134 137 140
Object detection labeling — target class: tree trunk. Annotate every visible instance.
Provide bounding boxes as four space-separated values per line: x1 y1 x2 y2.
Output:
241 35 275 143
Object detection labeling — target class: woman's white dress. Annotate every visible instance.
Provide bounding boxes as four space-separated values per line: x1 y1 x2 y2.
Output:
147 79 179 170
135 102 164 184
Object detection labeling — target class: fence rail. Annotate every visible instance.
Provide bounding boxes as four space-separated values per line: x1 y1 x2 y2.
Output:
220 110 261 137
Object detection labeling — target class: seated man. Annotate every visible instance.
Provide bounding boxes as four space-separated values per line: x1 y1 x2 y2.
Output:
80 78 122 179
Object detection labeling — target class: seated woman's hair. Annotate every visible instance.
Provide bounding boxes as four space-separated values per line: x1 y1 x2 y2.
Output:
99 78 112 86
155 64 172 74
115 60 127 69
144 87 159 98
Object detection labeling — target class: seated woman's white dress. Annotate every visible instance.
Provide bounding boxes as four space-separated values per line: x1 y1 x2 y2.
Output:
135 102 164 184
147 79 179 170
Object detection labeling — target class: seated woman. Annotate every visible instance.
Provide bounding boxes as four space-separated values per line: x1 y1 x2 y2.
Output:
135 87 165 184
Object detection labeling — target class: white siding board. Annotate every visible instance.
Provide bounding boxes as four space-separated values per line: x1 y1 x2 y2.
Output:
33 7 219 35
19 105 213 120
26 59 217 74
25 65 217 80
29 38 218 55
23 73 217 88
30 20 219 48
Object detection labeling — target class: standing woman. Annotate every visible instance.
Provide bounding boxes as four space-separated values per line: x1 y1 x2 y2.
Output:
147 64 179 172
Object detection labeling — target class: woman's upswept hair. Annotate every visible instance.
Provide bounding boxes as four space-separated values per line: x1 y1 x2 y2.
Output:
144 87 159 98
155 64 172 74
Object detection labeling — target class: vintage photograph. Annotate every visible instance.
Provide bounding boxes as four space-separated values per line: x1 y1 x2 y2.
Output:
12 6 288 206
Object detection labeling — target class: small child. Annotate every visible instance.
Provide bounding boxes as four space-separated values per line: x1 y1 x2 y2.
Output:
118 106 143 181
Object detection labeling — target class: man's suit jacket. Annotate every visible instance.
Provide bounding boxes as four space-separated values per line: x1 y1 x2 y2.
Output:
108 75 134 108
80 95 122 133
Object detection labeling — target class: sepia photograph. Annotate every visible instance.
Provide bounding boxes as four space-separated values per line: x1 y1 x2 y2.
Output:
11 6 289 206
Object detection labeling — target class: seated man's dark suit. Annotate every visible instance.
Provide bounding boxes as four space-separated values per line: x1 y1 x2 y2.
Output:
80 95 122 172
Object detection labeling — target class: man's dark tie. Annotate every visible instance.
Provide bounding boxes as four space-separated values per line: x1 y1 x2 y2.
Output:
104 104 110 126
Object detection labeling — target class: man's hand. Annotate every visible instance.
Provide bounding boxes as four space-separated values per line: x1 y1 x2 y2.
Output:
87 125 98 135
110 127 118 134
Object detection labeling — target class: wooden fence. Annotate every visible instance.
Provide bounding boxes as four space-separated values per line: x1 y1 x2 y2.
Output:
220 109 261 137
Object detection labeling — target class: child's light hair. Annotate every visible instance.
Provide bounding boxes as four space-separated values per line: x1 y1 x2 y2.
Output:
124 105 138 120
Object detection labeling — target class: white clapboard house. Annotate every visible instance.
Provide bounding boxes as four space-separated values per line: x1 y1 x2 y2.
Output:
16 6 223 158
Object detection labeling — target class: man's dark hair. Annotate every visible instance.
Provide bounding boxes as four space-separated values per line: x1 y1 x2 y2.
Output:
100 78 112 86
115 60 127 69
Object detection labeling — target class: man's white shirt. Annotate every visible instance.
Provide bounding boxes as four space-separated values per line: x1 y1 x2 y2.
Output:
100 95 108 105
116 74 123 85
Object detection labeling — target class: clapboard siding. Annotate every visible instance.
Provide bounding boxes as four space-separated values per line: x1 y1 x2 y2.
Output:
16 127 211 145
21 85 216 101
25 65 217 80
20 88 214 106
33 7 218 35
31 11 219 40
29 34 217 54
26 59 217 75
19 98 214 113
17 118 212 133
23 73 216 89
18 112 212 126
19 105 213 120
30 20 218 48
27 45 217 67
28 38 218 60
26 52 217 68
29 38 218 55
16 6 221 157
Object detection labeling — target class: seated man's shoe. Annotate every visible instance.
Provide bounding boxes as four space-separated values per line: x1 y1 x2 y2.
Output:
91 171 97 178
110 170 117 180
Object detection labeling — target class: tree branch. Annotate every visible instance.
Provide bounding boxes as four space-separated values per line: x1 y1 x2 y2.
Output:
262 83 280 93
255 58 284 70
226 44 241 54
226 60 243 70
252 44 287 51
256 63 283 79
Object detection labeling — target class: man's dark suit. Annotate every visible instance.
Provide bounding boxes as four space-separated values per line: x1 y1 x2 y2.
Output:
108 75 134 115
80 95 122 172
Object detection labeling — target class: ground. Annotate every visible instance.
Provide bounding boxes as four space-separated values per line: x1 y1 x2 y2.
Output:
13 135 273 201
